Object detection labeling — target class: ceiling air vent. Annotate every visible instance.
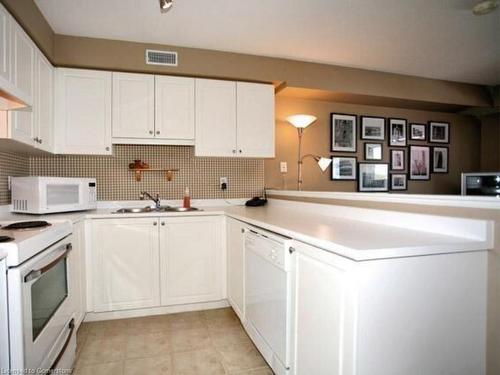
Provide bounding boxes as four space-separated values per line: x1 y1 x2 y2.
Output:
146 49 178 66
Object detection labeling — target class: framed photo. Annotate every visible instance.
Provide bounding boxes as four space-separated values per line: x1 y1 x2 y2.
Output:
364 143 383 161
432 146 449 173
358 163 389 192
390 149 405 171
331 113 357 152
429 121 450 143
331 156 357 180
361 116 385 141
410 123 426 141
409 145 430 180
391 174 407 191
388 118 407 146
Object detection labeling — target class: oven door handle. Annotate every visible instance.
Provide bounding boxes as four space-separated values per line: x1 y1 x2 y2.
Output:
24 243 72 283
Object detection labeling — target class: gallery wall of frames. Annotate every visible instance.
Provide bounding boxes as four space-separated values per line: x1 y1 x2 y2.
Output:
330 113 450 192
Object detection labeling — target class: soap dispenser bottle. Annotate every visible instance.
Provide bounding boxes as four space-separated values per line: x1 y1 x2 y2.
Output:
183 187 191 208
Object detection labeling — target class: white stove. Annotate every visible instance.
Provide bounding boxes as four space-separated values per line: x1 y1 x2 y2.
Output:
0 219 76 372
0 220 72 267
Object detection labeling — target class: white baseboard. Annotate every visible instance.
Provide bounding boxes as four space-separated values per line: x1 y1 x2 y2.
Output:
83 300 230 322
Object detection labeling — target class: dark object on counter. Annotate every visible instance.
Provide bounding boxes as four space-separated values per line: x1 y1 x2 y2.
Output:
245 196 268 207
3 221 52 230
0 236 14 242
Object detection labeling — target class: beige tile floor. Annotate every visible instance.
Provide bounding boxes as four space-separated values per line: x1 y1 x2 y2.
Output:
74 308 274 375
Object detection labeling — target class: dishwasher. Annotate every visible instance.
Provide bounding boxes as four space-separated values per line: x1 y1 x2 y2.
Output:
244 227 294 375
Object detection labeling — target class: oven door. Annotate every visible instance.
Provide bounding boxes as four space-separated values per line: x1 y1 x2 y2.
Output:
8 236 73 370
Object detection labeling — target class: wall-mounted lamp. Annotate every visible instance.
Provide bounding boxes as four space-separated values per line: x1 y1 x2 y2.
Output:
287 114 332 191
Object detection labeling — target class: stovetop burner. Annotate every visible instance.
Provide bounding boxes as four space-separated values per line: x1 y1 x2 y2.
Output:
2 221 52 230
0 236 14 243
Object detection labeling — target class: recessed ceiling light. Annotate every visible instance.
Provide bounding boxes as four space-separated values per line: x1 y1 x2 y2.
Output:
472 0 499 15
159 0 173 13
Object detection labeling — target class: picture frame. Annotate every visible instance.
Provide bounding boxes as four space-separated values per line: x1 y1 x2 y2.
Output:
364 143 383 161
388 118 407 147
358 163 389 192
361 116 385 141
390 149 405 171
409 145 431 180
429 121 450 143
331 113 357 152
391 174 408 191
409 123 427 141
331 156 357 180
432 146 449 173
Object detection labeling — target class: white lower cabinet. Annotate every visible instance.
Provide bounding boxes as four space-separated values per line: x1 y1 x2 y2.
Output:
91 218 161 312
160 216 225 306
226 217 246 321
70 220 86 328
292 240 487 375
89 216 225 313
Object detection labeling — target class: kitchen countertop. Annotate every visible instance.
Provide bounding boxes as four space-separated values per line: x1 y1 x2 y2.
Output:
0 200 492 261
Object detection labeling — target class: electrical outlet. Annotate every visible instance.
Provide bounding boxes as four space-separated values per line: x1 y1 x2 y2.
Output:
7 176 11 191
220 177 228 190
280 162 288 173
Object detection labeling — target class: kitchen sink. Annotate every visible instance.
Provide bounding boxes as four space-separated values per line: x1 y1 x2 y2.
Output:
113 206 202 214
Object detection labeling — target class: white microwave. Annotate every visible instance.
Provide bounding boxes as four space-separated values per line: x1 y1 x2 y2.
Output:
10 177 97 214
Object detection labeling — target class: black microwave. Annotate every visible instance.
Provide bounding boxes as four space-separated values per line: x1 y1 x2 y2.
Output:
461 173 500 196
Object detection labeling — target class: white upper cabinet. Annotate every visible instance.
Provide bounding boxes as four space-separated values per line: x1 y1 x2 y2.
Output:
9 21 35 145
155 75 195 142
34 52 53 152
236 82 275 157
112 72 154 139
159 216 225 306
0 4 10 84
91 218 161 312
195 79 275 157
55 68 112 155
195 78 237 157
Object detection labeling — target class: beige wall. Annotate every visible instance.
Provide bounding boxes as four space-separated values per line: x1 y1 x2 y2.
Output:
266 96 481 194
481 114 500 171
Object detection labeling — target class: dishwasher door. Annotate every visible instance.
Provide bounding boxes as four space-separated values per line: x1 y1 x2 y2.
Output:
244 230 291 373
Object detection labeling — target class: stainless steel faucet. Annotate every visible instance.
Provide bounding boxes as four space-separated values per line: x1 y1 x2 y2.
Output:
140 191 161 209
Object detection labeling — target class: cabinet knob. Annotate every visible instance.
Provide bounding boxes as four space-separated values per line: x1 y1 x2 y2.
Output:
153 222 158 226
39 138 43 144
149 130 154 135
241 228 245 233
239 150 242 153
289 247 296 254
232 149 236 154
33 137 39 143
105 147 110 151
156 130 160 135
161 222 165 226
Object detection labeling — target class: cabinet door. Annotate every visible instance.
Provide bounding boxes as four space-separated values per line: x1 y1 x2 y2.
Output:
69 221 86 328
236 82 275 157
160 216 224 306
55 68 112 155
34 52 53 152
155 75 194 141
227 218 245 321
9 22 35 145
292 241 356 375
91 218 160 312
195 78 237 156
0 4 10 84
112 72 154 139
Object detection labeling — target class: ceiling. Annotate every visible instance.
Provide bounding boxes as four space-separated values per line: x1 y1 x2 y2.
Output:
35 0 500 85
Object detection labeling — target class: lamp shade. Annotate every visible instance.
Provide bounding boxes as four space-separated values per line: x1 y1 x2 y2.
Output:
286 114 317 128
317 157 332 172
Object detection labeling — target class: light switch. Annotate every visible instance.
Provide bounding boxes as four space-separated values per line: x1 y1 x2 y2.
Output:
280 162 288 173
